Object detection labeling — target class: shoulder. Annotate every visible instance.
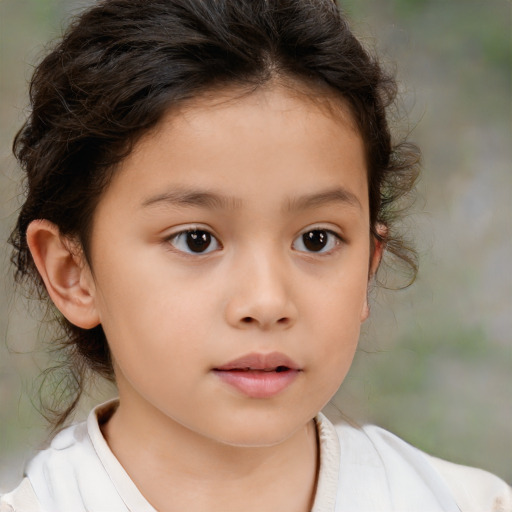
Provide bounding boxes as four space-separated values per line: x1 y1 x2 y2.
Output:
360 423 511 511
328 414 511 512
1 479 42 512
0 400 128 512
427 454 512 512
2 400 153 512
0 420 103 512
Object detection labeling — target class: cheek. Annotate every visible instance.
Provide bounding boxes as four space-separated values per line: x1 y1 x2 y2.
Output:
307 318 360 408
93 252 221 364
308 259 369 331
304 261 369 382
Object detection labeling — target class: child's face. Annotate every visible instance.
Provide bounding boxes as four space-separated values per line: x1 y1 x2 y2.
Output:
85 84 377 446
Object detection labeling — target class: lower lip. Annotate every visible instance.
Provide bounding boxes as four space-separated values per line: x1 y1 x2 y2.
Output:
213 369 300 398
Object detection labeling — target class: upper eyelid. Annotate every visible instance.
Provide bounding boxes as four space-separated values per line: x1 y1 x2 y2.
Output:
164 225 222 242
296 225 344 240
163 224 220 239
295 228 343 242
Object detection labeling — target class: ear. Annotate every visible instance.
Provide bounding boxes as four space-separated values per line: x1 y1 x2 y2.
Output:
26 220 100 329
360 224 387 322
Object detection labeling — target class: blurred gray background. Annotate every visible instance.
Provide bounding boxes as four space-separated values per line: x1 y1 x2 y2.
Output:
1 0 511 490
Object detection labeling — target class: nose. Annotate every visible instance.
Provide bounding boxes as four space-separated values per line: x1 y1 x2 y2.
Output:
224 249 298 331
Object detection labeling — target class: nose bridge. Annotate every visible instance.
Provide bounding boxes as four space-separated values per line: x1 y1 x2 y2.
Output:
248 243 286 294
226 240 296 329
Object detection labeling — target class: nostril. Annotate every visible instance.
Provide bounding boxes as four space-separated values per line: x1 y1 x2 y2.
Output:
238 316 291 326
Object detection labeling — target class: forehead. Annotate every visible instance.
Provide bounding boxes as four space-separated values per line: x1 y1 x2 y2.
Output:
136 79 361 155
98 82 368 216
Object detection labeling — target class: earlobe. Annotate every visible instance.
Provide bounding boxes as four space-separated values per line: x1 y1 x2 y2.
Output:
26 220 100 329
361 225 387 323
360 297 370 323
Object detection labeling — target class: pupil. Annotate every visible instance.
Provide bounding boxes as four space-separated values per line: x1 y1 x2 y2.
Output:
186 231 211 252
303 230 327 251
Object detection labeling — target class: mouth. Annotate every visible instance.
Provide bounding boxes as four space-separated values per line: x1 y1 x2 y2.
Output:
213 352 302 398
222 366 292 373
213 352 301 372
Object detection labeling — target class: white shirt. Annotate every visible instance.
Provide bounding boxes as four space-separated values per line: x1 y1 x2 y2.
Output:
1 400 510 511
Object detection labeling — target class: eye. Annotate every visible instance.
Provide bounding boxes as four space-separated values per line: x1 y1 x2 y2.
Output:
167 229 221 254
292 228 341 254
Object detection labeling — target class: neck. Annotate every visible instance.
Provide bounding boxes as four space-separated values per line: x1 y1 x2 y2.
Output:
102 394 319 512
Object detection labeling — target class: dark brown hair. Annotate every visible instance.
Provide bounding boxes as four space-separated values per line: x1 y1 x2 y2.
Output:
10 0 420 429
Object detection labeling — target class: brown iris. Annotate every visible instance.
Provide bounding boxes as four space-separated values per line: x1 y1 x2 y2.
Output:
302 230 329 252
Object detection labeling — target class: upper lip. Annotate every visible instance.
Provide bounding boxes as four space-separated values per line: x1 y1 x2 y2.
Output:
214 352 301 371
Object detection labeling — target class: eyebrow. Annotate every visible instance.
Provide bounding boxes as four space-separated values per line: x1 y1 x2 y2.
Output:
141 186 362 212
285 187 362 212
141 188 242 210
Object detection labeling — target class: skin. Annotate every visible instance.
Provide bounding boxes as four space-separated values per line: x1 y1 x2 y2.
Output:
27 83 382 512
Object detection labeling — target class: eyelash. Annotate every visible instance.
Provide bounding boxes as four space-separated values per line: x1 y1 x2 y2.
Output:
292 227 343 254
165 228 222 255
164 226 343 256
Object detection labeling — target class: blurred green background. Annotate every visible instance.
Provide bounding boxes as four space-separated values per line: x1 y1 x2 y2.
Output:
1 0 511 490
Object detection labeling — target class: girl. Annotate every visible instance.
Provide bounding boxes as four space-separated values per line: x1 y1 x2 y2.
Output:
1 0 510 510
